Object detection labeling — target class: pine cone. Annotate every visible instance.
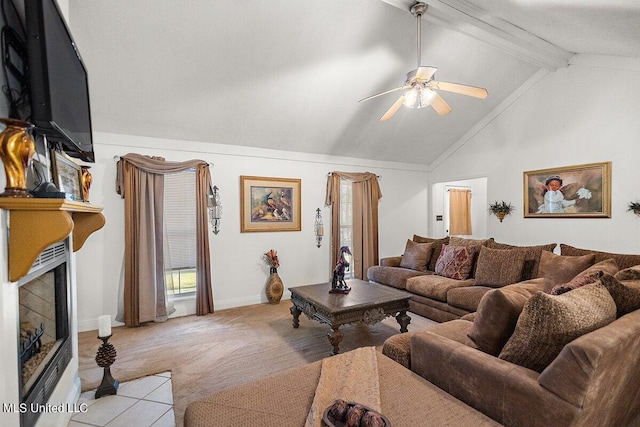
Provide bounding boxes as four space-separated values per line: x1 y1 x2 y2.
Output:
95 342 117 367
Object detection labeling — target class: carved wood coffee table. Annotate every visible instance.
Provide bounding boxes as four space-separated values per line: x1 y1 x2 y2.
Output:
289 279 411 356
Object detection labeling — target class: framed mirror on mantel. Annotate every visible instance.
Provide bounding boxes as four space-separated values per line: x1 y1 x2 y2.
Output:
0 199 105 282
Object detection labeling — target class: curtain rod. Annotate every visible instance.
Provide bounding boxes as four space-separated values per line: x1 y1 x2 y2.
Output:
327 172 381 178
113 155 213 166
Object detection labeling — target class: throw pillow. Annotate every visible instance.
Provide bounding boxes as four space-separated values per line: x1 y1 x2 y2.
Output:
474 246 526 288
413 235 449 271
434 244 477 280
614 265 640 281
399 240 434 272
599 274 640 317
499 282 616 372
549 271 602 295
573 258 619 279
467 286 536 356
537 251 595 292
488 241 557 280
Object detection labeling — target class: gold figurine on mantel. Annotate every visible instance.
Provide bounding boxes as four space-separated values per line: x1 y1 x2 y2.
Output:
0 118 35 197
81 165 92 202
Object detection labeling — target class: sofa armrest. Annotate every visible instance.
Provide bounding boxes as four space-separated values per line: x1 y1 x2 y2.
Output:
380 256 402 267
539 309 640 425
411 327 578 427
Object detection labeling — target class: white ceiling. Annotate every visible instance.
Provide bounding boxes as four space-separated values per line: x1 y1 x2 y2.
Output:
68 0 640 165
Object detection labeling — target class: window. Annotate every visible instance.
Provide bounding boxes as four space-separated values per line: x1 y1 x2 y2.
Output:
164 170 197 296
339 178 354 279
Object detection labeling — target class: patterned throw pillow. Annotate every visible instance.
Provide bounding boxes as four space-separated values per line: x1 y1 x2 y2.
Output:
399 240 434 272
549 271 603 295
434 244 477 280
488 241 557 280
499 282 616 372
474 246 526 288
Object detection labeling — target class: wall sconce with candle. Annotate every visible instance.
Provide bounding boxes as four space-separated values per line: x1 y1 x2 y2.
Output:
314 208 324 248
209 185 222 234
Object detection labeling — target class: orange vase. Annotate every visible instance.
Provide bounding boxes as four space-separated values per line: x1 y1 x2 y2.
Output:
0 118 35 197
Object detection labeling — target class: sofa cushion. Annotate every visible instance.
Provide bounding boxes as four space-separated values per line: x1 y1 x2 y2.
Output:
399 240 434 272
499 282 616 372
560 244 640 270
474 246 526 287
615 265 640 281
537 251 595 291
488 241 557 280
367 266 429 290
446 286 492 312
413 235 449 271
406 274 475 302
434 244 478 280
600 274 640 317
467 285 539 356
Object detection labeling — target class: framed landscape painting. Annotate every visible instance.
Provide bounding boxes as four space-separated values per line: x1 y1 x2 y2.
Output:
523 161 611 218
240 176 301 232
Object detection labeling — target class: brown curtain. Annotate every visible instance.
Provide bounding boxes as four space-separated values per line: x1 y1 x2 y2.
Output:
116 153 215 326
325 172 382 280
449 188 472 236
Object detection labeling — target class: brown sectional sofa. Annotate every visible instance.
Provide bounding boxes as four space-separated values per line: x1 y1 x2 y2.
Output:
367 235 559 322
380 243 640 426
184 241 640 427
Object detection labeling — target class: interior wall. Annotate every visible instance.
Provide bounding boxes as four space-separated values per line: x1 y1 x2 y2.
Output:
429 55 640 252
431 177 488 239
75 133 429 331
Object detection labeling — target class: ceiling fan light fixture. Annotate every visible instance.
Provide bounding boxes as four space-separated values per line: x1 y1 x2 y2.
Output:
359 1 487 121
403 85 435 109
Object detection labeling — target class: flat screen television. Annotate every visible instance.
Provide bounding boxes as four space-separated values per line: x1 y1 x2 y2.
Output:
25 0 95 163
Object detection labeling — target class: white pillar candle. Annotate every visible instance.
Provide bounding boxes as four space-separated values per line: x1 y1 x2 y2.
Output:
98 315 111 337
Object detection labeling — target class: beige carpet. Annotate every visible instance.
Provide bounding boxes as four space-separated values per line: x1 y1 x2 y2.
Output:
77 301 435 426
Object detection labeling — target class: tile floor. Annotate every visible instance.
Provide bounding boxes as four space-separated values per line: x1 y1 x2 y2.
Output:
68 372 175 427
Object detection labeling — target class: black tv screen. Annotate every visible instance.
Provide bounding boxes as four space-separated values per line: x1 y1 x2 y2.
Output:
26 0 94 163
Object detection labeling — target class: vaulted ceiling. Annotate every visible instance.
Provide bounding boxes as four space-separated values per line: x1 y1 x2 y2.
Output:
69 0 640 165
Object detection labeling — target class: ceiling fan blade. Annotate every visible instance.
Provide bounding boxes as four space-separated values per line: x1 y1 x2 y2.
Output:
430 94 452 115
359 85 409 103
415 66 437 81
433 81 488 99
380 96 405 121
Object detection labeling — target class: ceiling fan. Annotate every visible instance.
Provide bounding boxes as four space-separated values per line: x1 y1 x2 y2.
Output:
360 2 488 121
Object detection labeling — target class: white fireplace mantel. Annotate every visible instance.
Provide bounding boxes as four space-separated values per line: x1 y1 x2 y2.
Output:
0 201 105 427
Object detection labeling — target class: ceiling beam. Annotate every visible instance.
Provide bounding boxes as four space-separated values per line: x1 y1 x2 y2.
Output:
381 0 573 70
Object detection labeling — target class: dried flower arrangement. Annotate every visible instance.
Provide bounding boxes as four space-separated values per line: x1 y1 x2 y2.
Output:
264 249 280 269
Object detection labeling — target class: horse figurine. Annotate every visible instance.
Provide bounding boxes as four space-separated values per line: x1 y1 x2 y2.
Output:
330 246 352 294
